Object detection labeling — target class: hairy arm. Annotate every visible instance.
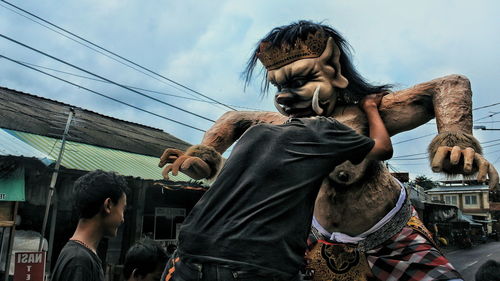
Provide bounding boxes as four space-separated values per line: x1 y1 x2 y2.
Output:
159 111 286 179
375 74 498 188
200 111 287 152
379 74 471 135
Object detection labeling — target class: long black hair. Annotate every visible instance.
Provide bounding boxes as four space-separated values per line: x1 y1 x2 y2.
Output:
243 20 392 105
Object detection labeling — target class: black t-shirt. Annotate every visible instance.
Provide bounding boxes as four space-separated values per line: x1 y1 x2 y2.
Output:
178 117 375 277
51 241 104 281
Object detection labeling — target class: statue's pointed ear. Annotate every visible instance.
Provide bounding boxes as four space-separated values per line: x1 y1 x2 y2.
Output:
319 37 349 89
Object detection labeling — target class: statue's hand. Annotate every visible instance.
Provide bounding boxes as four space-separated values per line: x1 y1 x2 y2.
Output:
159 148 184 167
431 145 499 190
159 148 211 180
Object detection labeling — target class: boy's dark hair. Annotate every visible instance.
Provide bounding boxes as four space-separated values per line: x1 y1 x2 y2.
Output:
476 260 500 281
74 170 128 219
123 239 168 279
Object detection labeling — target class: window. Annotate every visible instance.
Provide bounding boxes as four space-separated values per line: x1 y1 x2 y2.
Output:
432 196 440 201
444 195 458 206
142 208 186 241
464 195 478 205
154 208 186 240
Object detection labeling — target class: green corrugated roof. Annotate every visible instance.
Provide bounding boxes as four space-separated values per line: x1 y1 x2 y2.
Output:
6 129 194 181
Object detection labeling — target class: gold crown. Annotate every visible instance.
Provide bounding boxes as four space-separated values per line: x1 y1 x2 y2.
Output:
257 30 328 70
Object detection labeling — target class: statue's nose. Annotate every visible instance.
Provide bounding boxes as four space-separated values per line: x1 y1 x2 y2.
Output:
275 92 296 106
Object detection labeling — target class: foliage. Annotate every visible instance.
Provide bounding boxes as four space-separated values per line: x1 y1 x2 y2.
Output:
412 175 437 190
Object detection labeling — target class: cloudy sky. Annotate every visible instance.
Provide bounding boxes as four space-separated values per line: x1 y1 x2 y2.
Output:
1 0 499 180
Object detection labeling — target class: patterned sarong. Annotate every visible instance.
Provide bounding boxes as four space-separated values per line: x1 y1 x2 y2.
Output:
305 208 462 281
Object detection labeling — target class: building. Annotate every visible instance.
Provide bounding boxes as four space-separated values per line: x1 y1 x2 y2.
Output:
0 86 207 280
426 180 494 233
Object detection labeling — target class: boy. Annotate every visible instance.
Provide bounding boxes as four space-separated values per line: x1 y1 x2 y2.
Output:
161 94 392 281
51 170 128 281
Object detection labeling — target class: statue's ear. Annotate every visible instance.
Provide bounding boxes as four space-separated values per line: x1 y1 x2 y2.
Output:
319 37 348 89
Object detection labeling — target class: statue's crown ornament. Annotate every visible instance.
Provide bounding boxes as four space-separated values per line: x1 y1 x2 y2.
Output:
257 30 328 70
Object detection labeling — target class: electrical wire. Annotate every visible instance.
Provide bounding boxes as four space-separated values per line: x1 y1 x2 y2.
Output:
0 2 213 108
388 163 429 166
392 133 435 145
0 54 206 132
1 104 191 148
18 60 263 111
474 102 500 111
392 139 500 159
0 0 237 111
482 142 500 149
389 157 428 161
0 33 216 123
392 152 427 159
474 111 500 122
0 92 193 147
5 1 500 150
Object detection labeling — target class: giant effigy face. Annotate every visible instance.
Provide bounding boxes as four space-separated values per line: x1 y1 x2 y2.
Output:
257 31 348 118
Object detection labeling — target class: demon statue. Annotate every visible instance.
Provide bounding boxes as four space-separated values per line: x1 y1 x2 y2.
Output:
159 21 498 280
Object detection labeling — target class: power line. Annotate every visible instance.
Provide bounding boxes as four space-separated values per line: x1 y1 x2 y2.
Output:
494 155 500 165
387 163 429 166
483 142 500 149
474 111 500 122
391 139 500 159
0 0 236 111
391 138 500 159
481 138 500 144
474 102 500 111
0 33 216 123
386 163 401 173
389 157 428 161
0 95 188 146
392 133 435 145
475 121 500 124
484 148 500 154
0 54 206 132
0 104 191 147
18 60 263 111
0 2 212 108
392 152 427 159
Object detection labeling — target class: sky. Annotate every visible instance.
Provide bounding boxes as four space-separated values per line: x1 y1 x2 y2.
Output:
1 0 499 181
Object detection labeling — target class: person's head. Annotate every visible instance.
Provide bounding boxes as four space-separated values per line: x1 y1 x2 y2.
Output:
476 260 500 281
73 170 128 237
123 239 168 281
244 20 391 117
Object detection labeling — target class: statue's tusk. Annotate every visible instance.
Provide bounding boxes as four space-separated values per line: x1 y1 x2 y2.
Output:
274 98 287 115
312 85 324 115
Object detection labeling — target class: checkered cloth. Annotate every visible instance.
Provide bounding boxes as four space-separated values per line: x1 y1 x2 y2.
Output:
365 214 462 281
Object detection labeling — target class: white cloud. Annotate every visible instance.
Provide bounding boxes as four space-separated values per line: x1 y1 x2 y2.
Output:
1 0 499 177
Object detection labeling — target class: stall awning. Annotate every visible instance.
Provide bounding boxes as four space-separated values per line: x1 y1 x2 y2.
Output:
460 214 482 226
0 129 53 165
1 128 199 182
473 218 497 224
0 167 25 202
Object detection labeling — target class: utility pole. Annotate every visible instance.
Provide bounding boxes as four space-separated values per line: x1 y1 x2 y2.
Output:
38 108 74 263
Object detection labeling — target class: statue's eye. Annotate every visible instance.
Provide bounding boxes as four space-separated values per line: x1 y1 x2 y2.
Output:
289 78 307 88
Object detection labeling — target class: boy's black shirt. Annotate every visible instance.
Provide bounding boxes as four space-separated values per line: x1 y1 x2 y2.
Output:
178 117 375 278
51 240 104 281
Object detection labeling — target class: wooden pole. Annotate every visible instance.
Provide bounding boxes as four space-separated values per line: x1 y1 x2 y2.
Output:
4 201 18 281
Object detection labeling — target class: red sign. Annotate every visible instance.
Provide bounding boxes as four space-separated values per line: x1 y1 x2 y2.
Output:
13 252 46 281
